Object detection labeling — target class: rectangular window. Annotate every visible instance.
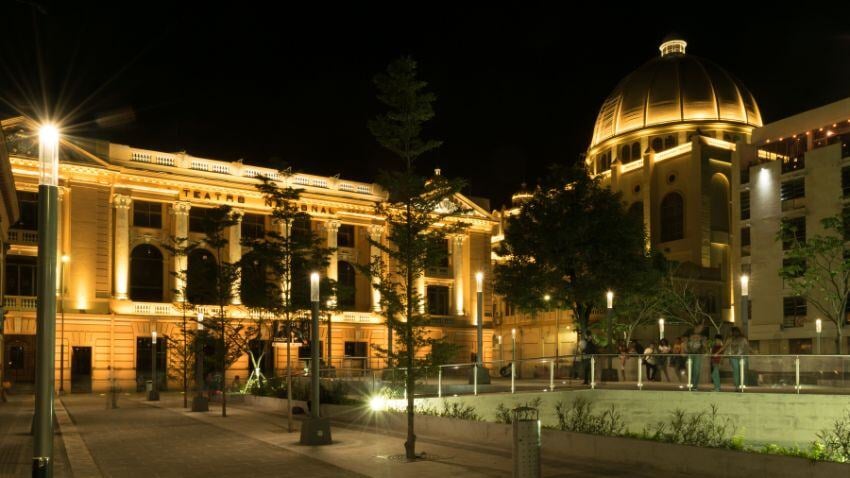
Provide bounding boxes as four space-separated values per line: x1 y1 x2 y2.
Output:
13 191 38 231
241 213 265 240
133 201 162 229
189 207 210 233
740 191 750 220
5 256 37 296
789 339 813 355
427 285 450 316
337 224 355 248
843 166 850 197
781 155 805 174
782 297 806 328
344 341 368 357
298 340 323 359
780 178 805 200
781 217 806 250
782 257 806 278
740 227 751 257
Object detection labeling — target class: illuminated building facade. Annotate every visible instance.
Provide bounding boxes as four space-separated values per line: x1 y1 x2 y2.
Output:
732 98 850 354
0 117 495 392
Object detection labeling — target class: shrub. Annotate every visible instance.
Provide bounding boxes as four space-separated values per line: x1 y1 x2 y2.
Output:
644 404 740 449
554 397 624 436
416 400 480 421
494 397 542 424
815 409 850 463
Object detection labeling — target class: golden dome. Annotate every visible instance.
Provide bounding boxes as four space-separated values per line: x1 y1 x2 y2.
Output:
590 37 762 148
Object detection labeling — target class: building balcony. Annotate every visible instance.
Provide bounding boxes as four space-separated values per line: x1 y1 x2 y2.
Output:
426 266 451 278
8 228 37 244
4 295 37 311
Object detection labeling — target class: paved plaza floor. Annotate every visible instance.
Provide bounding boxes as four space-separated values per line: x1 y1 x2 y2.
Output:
0 395 69 477
2 392 681 477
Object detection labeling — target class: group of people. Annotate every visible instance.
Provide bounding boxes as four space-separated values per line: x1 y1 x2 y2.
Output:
578 324 750 391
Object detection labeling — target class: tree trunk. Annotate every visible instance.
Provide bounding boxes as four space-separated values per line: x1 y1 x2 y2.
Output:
221 325 227 418
405 324 416 460
183 311 188 408
286 335 293 432
837 326 844 355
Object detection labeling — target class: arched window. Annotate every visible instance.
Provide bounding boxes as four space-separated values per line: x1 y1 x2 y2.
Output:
664 135 678 150
620 144 631 163
631 142 641 160
660 193 684 242
130 245 164 302
240 252 272 308
651 137 664 152
628 202 644 221
337 261 356 309
187 249 217 304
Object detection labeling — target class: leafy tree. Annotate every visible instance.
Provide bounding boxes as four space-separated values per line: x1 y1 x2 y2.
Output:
364 56 465 460
657 262 723 333
779 215 849 354
245 172 335 431
162 236 197 408
494 165 650 341
612 252 667 345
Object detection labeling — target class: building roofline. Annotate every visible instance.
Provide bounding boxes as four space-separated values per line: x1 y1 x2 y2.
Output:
753 97 850 144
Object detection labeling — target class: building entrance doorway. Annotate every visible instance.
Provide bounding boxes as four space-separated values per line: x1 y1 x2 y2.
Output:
136 337 167 392
71 346 92 393
3 335 36 389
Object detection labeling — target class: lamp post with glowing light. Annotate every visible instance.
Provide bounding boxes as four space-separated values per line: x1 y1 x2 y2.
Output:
601 290 618 382
149 330 160 401
192 312 209 412
59 254 69 393
474 272 490 385
300 272 332 445
816 318 822 354
33 124 60 477
740 275 749 338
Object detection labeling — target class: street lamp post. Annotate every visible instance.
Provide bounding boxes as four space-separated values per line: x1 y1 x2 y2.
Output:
59 254 69 393
300 272 332 445
33 124 60 478
602 291 617 382
816 318 822 354
658 318 665 341
740 275 749 338
191 312 208 412
149 330 160 401
474 272 490 385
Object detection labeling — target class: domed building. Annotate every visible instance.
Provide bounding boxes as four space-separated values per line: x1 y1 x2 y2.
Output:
587 35 762 324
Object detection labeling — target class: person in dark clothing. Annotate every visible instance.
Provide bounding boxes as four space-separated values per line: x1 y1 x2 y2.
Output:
581 333 597 385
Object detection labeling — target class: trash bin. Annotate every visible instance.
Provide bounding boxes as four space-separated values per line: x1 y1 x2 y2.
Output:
512 406 540 478
145 380 153 393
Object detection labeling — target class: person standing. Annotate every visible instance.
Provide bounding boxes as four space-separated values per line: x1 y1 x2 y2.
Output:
686 325 708 390
710 334 724 391
671 337 686 382
643 342 658 382
717 327 749 391
581 333 597 385
657 338 672 382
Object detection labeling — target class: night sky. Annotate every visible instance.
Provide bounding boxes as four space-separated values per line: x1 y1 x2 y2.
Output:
2 3 849 207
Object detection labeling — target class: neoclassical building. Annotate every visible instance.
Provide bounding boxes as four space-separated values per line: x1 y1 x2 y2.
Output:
0 117 495 392
494 36 764 367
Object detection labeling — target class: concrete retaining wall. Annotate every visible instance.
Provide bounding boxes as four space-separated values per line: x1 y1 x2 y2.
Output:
415 389 850 447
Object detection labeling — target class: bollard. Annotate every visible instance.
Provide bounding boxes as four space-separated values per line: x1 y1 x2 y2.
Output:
687 357 693 391
590 356 596 389
549 360 554 391
739 357 746 392
511 362 516 394
438 367 442 398
794 356 800 394
474 365 478 396
512 406 540 478
637 357 643 390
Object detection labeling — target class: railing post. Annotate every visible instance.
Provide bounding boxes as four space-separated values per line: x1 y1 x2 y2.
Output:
549 360 555 391
474 363 478 396
637 356 643 390
511 360 516 393
687 356 693 391
438 366 442 398
590 356 596 390
739 357 746 392
795 356 800 394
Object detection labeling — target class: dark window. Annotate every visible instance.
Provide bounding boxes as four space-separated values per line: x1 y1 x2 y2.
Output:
631 142 641 161
740 191 750 220
781 155 805 173
427 285 450 316
5 255 37 296
13 191 38 231
189 207 211 233
782 257 806 278
660 193 684 242
135 337 167 389
344 341 368 357
130 245 164 302
337 261 356 309
337 224 355 248
740 167 750 185
186 249 217 304
298 340 323 359
241 214 265 241
780 178 805 202
789 339 813 355
664 135 677 150
620 144 631 163
741 227 751 257
651 137 663 152
240 253 270 307
843 166 850 197
597 150 611 172
844 207 850 241
133 201 162 229
292 217 311 238
783 297 806 328
9 345 25 370
781 217 806 250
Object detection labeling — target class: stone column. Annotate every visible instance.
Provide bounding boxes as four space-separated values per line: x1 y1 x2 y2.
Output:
325 220 340 282
368 225 384 312
112 194 132 300
452 235 465 316
228 209 243 305
172 201 192 302
416 274 426 314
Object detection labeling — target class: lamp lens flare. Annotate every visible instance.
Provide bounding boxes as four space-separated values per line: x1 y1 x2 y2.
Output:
310 272 320 302
475 271 484 292
38 123 60 187
369 395 387 412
